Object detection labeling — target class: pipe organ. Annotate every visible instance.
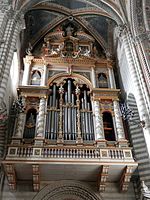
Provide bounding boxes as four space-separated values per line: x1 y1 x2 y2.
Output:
45 79 94 141
13 21 127 147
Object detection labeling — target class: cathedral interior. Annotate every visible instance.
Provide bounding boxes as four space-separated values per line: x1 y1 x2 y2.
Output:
0 0 150 200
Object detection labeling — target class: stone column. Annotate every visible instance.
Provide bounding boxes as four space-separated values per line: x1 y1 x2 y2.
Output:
0 3 10 43
22 56 34 86
36 97 46 138
0 10 23 108
108 67 116 89
93 101 105 146
91 67 96 88
41 65 47 86
120 26 150 151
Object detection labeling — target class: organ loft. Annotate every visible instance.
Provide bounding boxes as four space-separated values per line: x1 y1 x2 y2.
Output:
3 20 137 197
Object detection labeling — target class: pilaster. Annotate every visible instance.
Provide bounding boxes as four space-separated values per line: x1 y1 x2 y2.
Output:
41 64 47 86
93 100 106 147
108 67 116 89
91 66 96 88
22 55 34 85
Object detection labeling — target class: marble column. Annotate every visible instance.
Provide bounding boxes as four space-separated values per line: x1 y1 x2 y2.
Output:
113 100 125 140
93 101 105 140
22 56 34 86
36 97 46 137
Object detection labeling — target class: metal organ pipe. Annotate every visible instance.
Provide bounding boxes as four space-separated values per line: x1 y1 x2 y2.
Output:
81 98 85 136
45 79 94 142
51 84 57 139
84 90 89 138
46 94 52 139
64 92 68 139
68 79 72 103
67 80 72 139
71 93 75 140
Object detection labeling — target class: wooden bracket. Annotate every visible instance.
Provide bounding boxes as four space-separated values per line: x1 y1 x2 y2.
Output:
32 164 40 192
120 166 133 192
98 165 109 192
4 164 16 191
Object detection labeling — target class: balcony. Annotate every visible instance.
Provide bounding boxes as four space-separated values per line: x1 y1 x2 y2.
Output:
3 144 138 192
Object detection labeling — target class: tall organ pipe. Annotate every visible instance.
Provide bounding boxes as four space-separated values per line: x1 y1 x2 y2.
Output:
68 79 72 103
71 93 75 140
68 80 72 135
64 92 68 138
84 90 89 137
51 84 57 139
81 98 86 135
46 94 52 139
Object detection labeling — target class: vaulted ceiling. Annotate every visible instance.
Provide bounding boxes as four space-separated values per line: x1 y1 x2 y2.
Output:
15 0 127 59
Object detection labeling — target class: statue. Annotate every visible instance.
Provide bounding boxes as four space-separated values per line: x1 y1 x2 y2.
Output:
26 43 33 56
26 113 35 128
65 25 74 37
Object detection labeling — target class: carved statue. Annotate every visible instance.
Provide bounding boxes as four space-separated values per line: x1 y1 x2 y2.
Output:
26 113 35 128
26 43 33 56
65 25 74 37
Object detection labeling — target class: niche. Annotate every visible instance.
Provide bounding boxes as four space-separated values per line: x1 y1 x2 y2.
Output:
23 108 37 139
103 112 116 141
31 70 41 85
98 73 108 88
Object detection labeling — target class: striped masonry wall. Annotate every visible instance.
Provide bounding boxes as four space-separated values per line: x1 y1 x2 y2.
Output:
128 93 150 187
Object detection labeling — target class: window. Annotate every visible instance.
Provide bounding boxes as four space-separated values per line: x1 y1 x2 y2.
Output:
103 112 116 141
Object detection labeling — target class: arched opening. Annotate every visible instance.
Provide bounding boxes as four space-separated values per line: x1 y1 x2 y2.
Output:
23 108 37 139
32 180 102 200
103 112 116 141
31 70 41 85
45 78 94 141
98 73 108 88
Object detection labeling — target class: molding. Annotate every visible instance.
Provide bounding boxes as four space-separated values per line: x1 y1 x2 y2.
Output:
32 180 102 200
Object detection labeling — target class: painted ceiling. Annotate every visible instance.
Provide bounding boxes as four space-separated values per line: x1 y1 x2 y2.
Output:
18 0 125 58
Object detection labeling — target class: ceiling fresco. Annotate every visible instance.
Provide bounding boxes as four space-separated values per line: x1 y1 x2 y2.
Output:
22 6 117 56
15 0 126 60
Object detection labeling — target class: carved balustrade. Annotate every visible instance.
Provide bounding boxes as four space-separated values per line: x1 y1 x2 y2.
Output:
6 145 134 161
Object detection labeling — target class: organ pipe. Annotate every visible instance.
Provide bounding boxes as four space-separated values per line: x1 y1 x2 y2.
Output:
46 79 94 142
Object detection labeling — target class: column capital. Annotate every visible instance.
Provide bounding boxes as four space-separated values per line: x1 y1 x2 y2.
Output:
23 55 34 65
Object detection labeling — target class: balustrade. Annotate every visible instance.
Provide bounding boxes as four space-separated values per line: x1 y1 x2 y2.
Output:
7 145 133 161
